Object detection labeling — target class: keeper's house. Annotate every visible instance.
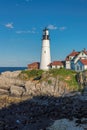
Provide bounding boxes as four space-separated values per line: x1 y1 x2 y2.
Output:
48 61 64 69
65 49 87 71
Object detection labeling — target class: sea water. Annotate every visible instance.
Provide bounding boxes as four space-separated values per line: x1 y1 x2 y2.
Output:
0 67 27 73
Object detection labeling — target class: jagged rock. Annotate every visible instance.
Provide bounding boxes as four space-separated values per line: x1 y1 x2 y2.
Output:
10 85 25 96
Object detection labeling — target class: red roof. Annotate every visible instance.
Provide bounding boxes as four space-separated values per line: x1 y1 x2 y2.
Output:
28 62 40 66
69 51 79 56
80 59 87 65
65 50 79 61
66 49 87 61
49 61 63 66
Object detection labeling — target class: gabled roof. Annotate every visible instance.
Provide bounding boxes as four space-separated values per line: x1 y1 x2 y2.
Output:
65 50 79 61
28 62 40 66
80 59 87 65
48 61 64 66
68 51 79 57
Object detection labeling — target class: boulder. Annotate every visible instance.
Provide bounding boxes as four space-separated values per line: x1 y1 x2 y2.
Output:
47 119 84 130
0 72 25 90
10 85 25 96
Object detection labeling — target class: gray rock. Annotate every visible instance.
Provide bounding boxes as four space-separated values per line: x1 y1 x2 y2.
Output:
10 85 25 96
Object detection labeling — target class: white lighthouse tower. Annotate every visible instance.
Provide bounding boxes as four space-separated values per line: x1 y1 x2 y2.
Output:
40 27 51 70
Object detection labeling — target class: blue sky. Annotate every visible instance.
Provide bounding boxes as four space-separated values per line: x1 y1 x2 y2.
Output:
0 0 87 66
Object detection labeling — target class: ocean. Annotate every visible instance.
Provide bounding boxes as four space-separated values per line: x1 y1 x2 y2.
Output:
0 67 27 73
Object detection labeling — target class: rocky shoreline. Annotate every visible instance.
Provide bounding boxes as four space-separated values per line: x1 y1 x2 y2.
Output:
0 70 86 129
0 94 87 130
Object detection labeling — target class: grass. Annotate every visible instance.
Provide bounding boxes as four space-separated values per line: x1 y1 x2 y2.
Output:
19 69 44 80
19 68 79 91
49 68 76 76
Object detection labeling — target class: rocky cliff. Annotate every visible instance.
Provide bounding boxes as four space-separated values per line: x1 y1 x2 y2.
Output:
0 69 87 97
0 69 80 97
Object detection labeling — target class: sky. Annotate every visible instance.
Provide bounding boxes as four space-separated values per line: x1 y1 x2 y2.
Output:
0 0 87 67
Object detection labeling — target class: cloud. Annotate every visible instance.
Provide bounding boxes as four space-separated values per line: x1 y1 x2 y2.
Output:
47 24 67 31
47 24 58 30
5 23 14 29
59 26 67 31
16 30 36 34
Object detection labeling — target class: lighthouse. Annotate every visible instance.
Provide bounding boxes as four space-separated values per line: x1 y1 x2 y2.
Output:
40 28 51 70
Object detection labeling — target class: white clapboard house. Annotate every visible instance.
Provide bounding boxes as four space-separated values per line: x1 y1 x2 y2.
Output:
65 49 87 71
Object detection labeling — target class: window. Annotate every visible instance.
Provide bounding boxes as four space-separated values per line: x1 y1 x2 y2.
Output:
77 66 79 70
80 66 82 71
